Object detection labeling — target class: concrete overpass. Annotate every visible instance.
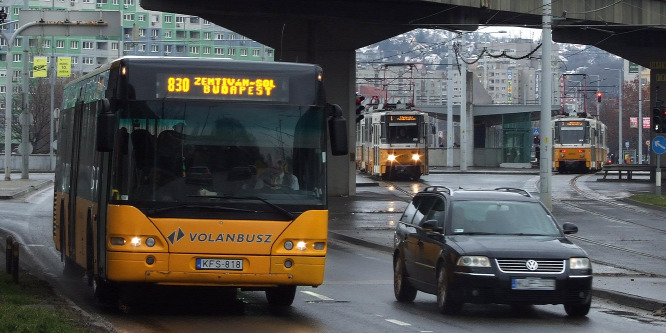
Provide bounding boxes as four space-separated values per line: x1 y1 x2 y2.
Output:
140 0 666 196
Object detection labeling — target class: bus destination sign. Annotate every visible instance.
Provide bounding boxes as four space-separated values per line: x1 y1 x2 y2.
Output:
157 74 289 102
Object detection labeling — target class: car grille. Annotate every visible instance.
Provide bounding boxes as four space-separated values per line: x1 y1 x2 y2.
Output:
496 259 565 274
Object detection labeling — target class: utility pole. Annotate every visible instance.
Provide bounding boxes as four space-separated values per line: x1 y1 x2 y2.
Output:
539 0 553 210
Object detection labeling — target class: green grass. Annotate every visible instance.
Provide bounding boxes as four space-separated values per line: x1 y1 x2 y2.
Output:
0 271 91 333
630 194 666 208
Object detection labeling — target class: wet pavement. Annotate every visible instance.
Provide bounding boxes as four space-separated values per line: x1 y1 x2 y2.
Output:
1 170 665 316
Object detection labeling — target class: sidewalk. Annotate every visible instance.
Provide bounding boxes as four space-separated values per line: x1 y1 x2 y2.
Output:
1 171 665 316
0 174 52 199
330 171 666 315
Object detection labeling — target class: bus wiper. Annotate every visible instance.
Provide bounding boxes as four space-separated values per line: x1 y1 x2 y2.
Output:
146 204 257 216
187 195 296 220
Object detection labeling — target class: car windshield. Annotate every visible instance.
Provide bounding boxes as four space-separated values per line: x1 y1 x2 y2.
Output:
449 200 560 236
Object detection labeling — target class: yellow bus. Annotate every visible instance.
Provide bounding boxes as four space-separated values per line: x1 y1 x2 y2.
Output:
53 56 347 309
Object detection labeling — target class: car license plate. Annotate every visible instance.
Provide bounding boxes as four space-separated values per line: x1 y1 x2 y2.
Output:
196 258 243 271
512 277 555 290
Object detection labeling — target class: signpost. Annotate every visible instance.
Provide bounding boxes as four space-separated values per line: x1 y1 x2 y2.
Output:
651 136 666 194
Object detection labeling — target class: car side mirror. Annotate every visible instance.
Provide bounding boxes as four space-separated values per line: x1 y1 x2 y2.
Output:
422 220 443 233
562 222 578 235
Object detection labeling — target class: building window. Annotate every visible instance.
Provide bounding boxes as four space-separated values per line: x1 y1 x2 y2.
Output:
82 41 94 49
56 40 65 48
203 46 210 54
13 54 21 62
111 42 118 50
151 45 159 52
164 31 172 38
215 33 223 40
138 44 146 52
228 48 236 56
189 46 199 54
204 32 211 40
70 56 78 65
252 49 260 57
240 49 247 56
214 47 224 55
43 39 51 48
164 15 172 23
83 57 94 65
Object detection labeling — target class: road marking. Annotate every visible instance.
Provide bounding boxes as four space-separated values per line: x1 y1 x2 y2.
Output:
300 290 334 301
385 319 411 326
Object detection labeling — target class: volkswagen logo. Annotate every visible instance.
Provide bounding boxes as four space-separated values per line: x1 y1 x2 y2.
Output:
525 260 539 271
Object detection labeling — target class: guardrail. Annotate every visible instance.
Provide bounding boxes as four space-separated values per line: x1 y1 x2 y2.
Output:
600 164 655 181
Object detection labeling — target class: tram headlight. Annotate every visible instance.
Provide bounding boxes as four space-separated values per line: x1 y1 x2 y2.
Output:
130 237 141 247
296 241 307 251
387 154 396 162
412 154 420 161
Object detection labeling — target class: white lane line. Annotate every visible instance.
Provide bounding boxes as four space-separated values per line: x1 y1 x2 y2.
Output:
300 290 334 301
385 319 411 326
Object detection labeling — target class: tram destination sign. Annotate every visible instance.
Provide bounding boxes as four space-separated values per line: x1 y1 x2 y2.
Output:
156 74 289 102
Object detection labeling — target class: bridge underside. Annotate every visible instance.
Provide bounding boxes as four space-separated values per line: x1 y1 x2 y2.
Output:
140 0 666 195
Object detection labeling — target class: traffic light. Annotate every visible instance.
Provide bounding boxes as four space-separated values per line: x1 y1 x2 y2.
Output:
596 91 602 103
653 107 665 133
0 9 7 24
355 95 365 122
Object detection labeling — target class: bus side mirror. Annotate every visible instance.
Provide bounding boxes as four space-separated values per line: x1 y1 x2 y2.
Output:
327 104 348 156
96 99 115 152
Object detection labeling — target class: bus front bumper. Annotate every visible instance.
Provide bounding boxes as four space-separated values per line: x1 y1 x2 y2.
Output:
106 252 325 287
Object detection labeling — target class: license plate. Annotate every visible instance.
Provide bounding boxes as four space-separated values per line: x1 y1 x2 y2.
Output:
512 277 556 290
196 258 243 271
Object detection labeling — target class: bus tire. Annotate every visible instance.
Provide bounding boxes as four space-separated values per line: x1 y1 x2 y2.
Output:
63 256 80 277
93 277 117 307
265 285 296 307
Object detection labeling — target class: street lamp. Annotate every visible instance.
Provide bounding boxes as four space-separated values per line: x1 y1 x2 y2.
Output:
605 67 623 164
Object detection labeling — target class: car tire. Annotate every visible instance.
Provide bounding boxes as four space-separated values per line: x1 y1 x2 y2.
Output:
394 257 417 302
564 296 591 317
437 266 463 314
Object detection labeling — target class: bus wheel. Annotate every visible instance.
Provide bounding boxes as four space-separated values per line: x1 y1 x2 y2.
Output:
93 277 117 307
265 285 296 307
63 256 82 278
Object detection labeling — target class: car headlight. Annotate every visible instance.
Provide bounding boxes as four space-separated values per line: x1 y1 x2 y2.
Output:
570 257 590 269
457 256 491 267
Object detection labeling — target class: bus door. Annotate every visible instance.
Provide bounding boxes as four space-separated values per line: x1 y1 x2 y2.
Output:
67 100 85 261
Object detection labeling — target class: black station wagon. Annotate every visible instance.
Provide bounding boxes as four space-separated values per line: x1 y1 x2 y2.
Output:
393 186 593 317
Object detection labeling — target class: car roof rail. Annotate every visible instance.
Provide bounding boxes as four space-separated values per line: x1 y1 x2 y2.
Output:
494 187 532 197
423 186 451 194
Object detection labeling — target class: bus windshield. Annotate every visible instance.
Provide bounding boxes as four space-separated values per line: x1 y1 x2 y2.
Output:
111 100 327 213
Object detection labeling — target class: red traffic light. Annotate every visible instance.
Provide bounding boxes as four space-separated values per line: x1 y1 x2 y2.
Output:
596 91 602 102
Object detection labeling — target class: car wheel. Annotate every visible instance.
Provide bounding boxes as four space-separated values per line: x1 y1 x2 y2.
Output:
437 266 463 314
266 285 297 307
394 257 417 302
564 295 591 317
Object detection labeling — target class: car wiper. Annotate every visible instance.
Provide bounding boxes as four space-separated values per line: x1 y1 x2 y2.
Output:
146 204 257 216
187 195 295 220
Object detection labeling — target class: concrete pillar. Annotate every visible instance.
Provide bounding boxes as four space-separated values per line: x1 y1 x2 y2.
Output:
279 46 355 197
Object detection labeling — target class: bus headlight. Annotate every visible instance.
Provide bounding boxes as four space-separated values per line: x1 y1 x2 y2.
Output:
412 154 420 161
296 241 307 251
387 154 396 162
131 237 141 247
